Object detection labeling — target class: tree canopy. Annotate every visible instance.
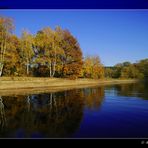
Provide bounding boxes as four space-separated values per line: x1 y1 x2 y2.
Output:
0 16 147 80
0 16 91 79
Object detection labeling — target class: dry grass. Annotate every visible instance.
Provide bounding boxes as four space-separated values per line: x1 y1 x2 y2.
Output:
0 77 139 96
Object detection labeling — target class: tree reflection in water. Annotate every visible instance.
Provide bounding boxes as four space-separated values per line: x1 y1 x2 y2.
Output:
0 87 105 138
26 96 31 112
82 87 105 110
0 96 6 131
105 82 148 100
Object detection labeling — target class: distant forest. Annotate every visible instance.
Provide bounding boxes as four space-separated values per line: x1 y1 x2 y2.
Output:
105 59 148 79
0 16 148 79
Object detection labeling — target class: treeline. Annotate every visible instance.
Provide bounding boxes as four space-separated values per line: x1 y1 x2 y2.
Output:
0 16 104 79
105 59 148 79
0 16 147 80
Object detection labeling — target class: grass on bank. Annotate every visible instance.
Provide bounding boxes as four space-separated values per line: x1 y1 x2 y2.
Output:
0 77 140 96
0 77 139 90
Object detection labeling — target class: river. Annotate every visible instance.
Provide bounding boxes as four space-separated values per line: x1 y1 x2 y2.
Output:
0 82 148 138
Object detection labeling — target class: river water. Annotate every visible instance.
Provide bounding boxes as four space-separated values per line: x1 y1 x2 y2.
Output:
0 82 148 138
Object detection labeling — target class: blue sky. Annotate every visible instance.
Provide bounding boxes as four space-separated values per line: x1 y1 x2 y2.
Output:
0 10 148 66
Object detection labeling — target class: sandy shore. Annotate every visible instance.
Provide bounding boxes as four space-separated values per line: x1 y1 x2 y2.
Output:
0 77 139 96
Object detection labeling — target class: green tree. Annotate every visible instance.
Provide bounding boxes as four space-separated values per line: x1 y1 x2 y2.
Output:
104 67 114 78
122 61 131 67
113 63 123 78
137 59 148 79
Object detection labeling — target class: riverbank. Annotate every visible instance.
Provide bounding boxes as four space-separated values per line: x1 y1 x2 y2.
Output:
0 77 139 96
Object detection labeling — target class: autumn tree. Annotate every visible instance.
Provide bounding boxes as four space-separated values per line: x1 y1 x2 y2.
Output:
20 30 35 76
34 27 83 79
60 30 83 79
3 35 22 76
34 27 64 77
0 16 14 76
82 56 104 79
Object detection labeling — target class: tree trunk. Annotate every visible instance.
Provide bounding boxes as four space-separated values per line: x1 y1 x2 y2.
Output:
0 63 4 77
49 62 52 77
51 62 56 77
51 42 56 77
26 64 29 75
